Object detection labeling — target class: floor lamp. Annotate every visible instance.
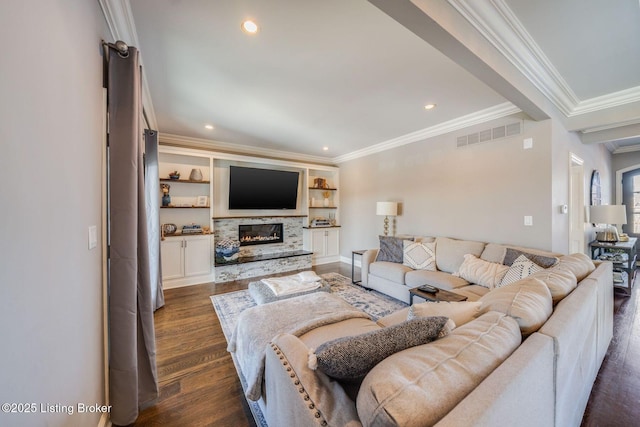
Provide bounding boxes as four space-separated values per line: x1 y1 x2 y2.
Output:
376 202 398 236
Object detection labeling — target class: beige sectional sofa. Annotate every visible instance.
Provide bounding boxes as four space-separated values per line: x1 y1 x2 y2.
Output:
234 236 613 427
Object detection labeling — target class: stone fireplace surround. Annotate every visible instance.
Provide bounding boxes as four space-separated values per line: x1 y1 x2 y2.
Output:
213 216 312 283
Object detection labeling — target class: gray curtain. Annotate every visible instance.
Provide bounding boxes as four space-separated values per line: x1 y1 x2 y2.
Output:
107 45 159 425
144 129 165 311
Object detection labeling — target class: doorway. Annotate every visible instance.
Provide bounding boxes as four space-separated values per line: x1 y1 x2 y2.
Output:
621 168 640 261
569 154 585 254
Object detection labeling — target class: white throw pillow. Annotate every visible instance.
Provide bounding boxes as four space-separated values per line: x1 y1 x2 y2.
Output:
407 301 482 328
499 254 544 287
403 240 436 270
453 254 509 289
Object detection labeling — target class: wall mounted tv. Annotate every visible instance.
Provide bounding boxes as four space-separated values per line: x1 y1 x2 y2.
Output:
228 166 300 210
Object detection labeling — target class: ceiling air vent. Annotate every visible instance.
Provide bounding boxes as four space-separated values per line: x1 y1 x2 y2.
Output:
456 121 522 148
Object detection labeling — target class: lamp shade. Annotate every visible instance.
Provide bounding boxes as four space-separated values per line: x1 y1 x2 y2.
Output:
376 202 398 216
589 204 627 225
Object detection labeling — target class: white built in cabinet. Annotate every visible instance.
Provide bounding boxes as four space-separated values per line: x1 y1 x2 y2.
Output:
161 235 212 286
304 228 340 264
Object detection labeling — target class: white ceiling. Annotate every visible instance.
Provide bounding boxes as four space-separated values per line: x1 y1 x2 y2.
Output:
110 0 640 162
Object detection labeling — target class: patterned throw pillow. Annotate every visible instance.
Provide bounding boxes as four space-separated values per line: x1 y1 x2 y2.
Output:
376 236 412 263
403 240 437 270
499 254 544 287
309 317 450 380
503 248 558 268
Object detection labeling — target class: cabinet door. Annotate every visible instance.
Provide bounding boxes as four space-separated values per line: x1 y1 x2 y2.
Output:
184 235 212 277
161 239 184 280
325 229 340 257
310 229 327 255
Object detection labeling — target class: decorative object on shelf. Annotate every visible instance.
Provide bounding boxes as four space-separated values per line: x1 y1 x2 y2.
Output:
196 195 208 207
161 183 171 206
202 226 211 234
323 191 330 207
311 197 316 207
189 168 203 181
162 223 177 235
589 204 627 242
376 201 398 236
182 223 203 234
314 177 327 189
329 213 336 226
215 238 241 261
169 170 180 180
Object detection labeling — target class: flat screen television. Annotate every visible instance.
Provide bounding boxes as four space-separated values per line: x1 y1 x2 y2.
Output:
228 166 299 210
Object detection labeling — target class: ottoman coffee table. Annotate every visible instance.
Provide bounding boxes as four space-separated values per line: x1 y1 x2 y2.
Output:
409 286 468 305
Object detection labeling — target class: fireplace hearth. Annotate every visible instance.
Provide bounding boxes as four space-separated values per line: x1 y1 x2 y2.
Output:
239 223 284 246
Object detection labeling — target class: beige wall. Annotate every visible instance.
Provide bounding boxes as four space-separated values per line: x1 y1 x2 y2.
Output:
339 115 612 258
0 1 109 426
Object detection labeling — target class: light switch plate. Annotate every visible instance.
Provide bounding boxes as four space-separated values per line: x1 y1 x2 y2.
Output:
524 216 533 226
523 138 533 149
89 225 97 249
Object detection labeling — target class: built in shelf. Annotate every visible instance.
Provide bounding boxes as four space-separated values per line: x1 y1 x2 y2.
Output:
214 250 313 266
303 226 341 229
212 215 308 219
160 179 210 184
309 187 337 191
309 206 337 209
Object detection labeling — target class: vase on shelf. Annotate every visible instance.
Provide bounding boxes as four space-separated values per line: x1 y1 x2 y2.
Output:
189 168 203 181
162 194 171 207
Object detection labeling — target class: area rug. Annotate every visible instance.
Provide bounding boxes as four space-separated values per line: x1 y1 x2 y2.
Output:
210 272 407 426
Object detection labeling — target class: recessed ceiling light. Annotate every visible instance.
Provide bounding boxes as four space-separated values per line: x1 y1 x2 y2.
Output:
322 146 329 151
424 103 437 110
205 124 214 130
241 20 259 34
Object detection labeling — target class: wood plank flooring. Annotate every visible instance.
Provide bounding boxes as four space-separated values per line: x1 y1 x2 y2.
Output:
130 263 638 427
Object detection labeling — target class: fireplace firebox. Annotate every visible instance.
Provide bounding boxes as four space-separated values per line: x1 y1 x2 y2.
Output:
239 223 284 246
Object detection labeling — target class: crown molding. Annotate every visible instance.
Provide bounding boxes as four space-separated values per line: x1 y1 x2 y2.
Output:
333 102 520 163
446 0 640 121
613 144 640 154
98 0 158 130
159 133 335 165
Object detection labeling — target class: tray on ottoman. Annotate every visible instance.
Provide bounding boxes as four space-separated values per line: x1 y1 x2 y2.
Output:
248 278 332 305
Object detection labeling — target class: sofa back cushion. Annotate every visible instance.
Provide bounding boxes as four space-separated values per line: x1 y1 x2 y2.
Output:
555 253 596 282
435 237 486 274
529 264 578 305
408 301 482 328
357 311 521 427
479 277 553 336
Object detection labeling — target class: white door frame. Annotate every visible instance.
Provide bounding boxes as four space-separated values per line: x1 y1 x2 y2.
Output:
615 163 640 204
569 153 585 254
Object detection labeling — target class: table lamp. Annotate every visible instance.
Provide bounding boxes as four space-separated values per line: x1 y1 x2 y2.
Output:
376 202 398 236
589 205 627 243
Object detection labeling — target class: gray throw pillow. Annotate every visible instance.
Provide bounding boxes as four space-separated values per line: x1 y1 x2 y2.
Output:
375 236 412 263
310 316 450 380
503 248 558 268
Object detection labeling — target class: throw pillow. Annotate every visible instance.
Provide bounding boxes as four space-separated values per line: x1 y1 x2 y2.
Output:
453 254 509 289
403 240 437 270
407 301 482 328
503 248 559 268
479 277 553 336
309 317 451 380
499 254 544 287
375 236 412 263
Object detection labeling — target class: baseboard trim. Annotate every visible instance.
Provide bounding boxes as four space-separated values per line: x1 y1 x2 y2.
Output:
98 413 111 427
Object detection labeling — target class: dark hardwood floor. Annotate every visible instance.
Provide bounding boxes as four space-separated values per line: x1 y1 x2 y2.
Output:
132 263 638 426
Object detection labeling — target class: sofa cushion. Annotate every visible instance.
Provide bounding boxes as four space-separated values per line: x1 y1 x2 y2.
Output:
529 264 578 305
357 311 521 427
405 269 469 290
376 307 411 328
376 236 411 263
408 301 482 328
503 248 559 268
310 317 451 380
499 254 544 287
454 254 509 289
555 253 596 281
370 261 413 283
479 277 553 336
435 237 486 273
450 284 491 301
402 240 437 270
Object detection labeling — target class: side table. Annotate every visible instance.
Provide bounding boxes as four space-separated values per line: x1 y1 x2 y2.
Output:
351 249 367 285
589 237 637 295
